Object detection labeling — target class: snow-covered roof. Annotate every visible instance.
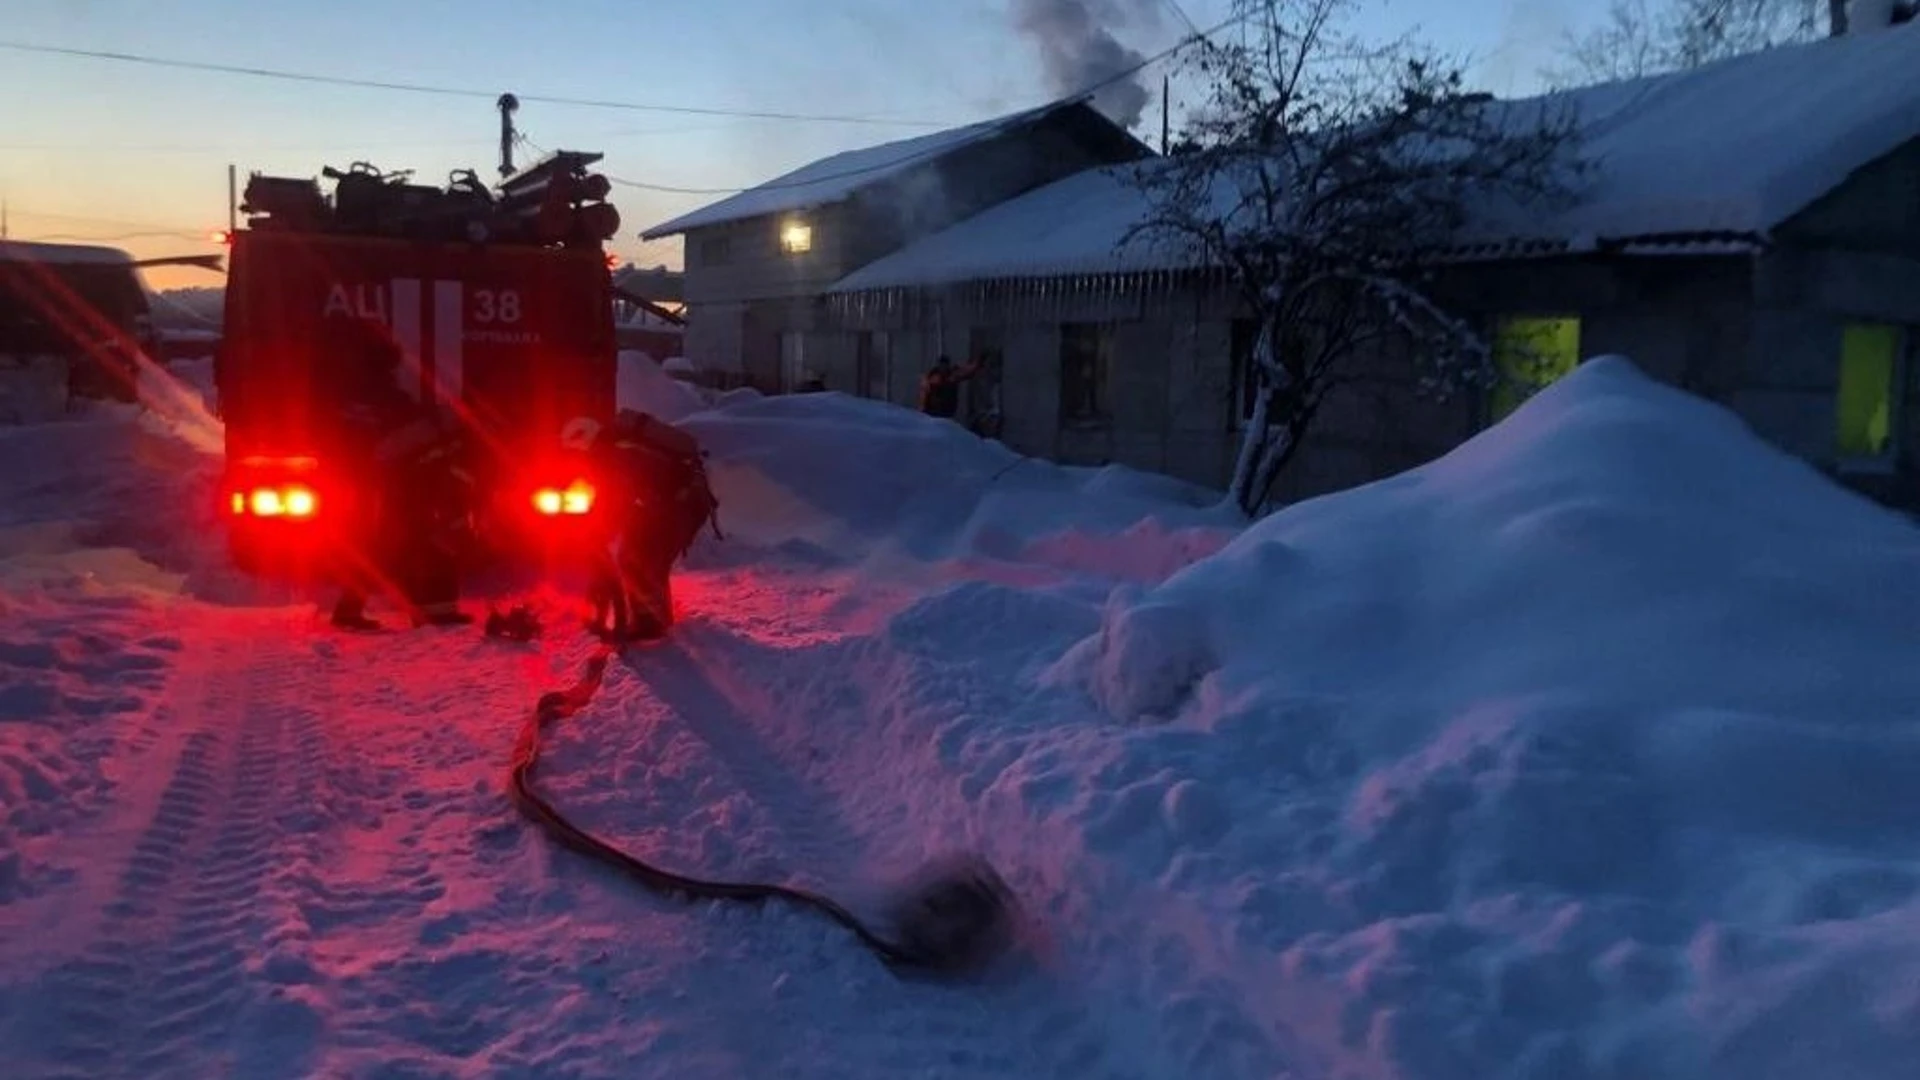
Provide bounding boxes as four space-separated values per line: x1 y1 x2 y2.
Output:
829 163 1179 292
830 22 1920 291
638 98 1102 239
0 239 137 266
1471 18 1920 247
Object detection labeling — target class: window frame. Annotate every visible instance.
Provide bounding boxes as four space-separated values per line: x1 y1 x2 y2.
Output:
1058 321 1114 428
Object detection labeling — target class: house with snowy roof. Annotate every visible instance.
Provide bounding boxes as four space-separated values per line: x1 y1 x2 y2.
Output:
649 18 1920 510
638 98 1153 394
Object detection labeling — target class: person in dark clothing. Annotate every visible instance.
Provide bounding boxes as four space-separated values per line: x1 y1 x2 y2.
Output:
327 330 417 631
378 409 477 627
582 410 717 641
328 328 476 630
328 404 475 629
917 354 980 419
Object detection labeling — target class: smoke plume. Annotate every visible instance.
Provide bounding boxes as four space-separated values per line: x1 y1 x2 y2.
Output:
1011 0 1163 130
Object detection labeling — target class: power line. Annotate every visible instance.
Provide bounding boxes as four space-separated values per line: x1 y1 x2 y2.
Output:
603 9 1253 198
0 39 962 128
9 207 213 236
0 135 505 156
1159 0 1202 37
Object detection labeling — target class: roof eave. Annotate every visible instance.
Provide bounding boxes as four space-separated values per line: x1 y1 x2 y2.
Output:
639 193 859 241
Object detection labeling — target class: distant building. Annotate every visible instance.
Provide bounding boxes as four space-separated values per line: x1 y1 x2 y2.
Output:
649 23 1920 511
0 240 157 419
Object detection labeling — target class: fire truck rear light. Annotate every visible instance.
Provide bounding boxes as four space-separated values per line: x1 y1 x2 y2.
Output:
239 484 317 518
532 479 595 516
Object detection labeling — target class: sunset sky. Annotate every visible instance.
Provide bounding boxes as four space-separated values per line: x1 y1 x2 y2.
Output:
0 0 1578 291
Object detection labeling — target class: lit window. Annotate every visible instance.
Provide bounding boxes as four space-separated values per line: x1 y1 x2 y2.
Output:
1836 323 1901 459
1490 315 1581 421
779 221 812 254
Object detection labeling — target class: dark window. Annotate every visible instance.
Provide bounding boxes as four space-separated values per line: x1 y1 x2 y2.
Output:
697 233 732 266
856 330 891 400
1229 317 1259 425
967 325 1006 435
1059 322 1112 425
778 331 807 392
1228 317 1314 428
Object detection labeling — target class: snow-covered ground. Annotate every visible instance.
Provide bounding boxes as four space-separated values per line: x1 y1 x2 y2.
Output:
2 352 1918 1079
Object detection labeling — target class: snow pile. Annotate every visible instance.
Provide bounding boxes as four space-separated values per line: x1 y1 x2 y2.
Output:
616 349 708 423
676 389 1237 577
1045 355 1920 1077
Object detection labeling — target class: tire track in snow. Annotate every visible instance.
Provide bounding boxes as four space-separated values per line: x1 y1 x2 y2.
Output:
13 617 313 1079
12 621 247 1079
22 728 224 1078
124 631 330 1077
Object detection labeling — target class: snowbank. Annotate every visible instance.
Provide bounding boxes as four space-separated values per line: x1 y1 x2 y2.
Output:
1045 355 1920 1077
676 389 1238 578
616 349 707 423
13 339 1920 1077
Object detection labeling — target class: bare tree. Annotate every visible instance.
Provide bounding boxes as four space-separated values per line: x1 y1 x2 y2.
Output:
1126 0 1584 515
1545 0 1833 87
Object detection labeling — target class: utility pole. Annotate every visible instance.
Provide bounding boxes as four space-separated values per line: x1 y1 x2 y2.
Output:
227 164 237 233
1160 74 1170 154
498 93 521 178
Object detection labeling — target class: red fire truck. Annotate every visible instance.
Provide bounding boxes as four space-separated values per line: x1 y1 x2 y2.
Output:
215 154 622 577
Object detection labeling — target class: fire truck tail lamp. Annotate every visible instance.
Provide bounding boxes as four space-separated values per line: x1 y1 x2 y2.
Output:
233 484 319 519
532 479 595 516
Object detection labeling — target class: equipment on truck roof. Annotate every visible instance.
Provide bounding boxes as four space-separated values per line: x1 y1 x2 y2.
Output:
239 150 621 248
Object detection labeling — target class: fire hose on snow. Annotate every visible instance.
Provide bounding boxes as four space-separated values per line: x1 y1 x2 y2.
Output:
509 649 1021 976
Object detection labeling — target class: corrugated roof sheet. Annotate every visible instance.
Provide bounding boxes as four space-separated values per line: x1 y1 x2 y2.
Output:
0 240 137 266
